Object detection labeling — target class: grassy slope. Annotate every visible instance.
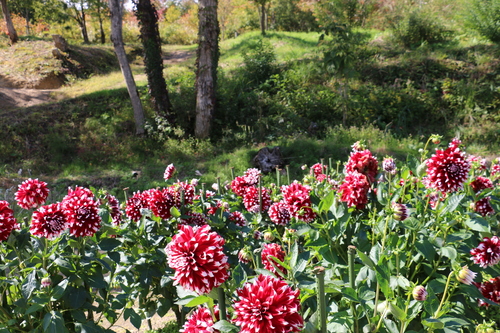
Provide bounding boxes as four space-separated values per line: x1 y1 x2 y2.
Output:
0 31 499 200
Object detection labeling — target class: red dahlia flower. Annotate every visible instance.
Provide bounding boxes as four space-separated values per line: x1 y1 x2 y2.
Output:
105 194 122 225
471 236 500 268
425 140 471 193
243 187 271 213
262 243 287 276
0 200 20 242
268 201 291 226
125 191 148 222
144 188 177 219
164 164 176 181
474 197 495 217
181 306 219 333
15 178 50 209
229 211 247 227
243 168 261 186
173 181 196 205
233 274 304 333
62 190 101 237
30 203 67 239
166 225 229 294
345 149 378 183
473 277 500 307
281 181 316 222
470 177 493 194
339 172 370 209
180 212 209 226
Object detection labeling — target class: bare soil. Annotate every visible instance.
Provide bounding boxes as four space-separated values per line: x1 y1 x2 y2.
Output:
0 49 193 111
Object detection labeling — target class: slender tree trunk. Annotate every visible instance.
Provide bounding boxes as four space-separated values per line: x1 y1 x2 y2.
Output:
194 0 219 138
97 5 105 44
109 0 145 135
259 2 266 36
1 0 19 44
134 0 175 123
73 5 90 43
25 8 30 35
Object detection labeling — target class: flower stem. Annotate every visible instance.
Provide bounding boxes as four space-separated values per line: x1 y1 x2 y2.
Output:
348 245 359 333
314 267 327 333
217 287 227 321
433 271 454 319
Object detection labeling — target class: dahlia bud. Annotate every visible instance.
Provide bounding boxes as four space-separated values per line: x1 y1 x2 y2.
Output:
283 228 298 242
412 285 427 301
41 277 52 288
253 230 263 240
457 265 476 285
190 179 199 186
301 164 307 171
382 157 397 175
430 134 442 145
163 164 176 181
264 232 275 242
392 202 408 221
238 248 253 264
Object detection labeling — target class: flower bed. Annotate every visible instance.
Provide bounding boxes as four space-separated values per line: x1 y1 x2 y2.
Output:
0 136 499 332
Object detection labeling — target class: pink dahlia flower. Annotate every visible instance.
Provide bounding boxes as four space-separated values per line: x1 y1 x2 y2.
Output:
262 243 287 276
125 191 148 222
30 203 67 239
492 163 500 177
339 172 370 209
268 201 291 226
229 211 247 227
425 141 471 193
166 225 229 294
62 188 101 237
180 306 219 333
243 187 271 213
473 277 500 307
345 149 379 183
281 181 316 222
164 164 176 181
471 236 500 268
382 157 397 175
474 197 495 217
233 274 304 333
0 200 20 242
15 178 50 209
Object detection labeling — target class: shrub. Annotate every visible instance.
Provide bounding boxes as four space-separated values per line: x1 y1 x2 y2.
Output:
241 38 278 86
466 0 500 43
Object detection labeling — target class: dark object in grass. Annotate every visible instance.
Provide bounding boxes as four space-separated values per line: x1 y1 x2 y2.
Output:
253 146 283 173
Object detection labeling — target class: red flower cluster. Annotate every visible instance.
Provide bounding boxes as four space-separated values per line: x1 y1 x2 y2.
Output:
281 181 316 222
473 277 500 307
262 243 287 276
62 186 102 237
228 211 247 227
144 188 177 219
181 306 219 333
425 140 471 193
166 225 229 294
106 194 122 226
30 203 67 239
0 200 20 242
268 202 291 226
470 236 500 268
310 163 329 182
233 274 304 333
470 177 493 193
345 149 379 183
15 178 50 209
339 172 370 209
125 191 148 222
180 212 209 226
243 187 271 213
230 168 261 197
474 197 495 217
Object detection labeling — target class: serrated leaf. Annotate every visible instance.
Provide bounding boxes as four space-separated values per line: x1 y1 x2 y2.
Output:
441 193 465 214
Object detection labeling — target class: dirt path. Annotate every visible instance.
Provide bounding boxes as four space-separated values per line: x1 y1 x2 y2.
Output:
0 50 194 111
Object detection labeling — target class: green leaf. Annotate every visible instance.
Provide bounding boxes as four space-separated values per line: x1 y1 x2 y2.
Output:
170 206 181 218
389 302 406 321
43 311 69 333
415 238 436 261
318 190 335 213
212 320 240 332
356 249 375 270
124 308 142 329
25 303 43 315
416 161 427 177
184 295 212 307
22 270 37 299
465 215 490 232
439 246 457 262
342 287 359 302
422 318 444 329
98 238 122 251
51 279 68 301
375 258 393 299
232 264 247 288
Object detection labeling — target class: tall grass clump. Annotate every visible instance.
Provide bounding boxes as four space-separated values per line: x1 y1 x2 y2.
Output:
465 0 500 43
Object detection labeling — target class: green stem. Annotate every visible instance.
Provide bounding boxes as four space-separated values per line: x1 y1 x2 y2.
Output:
348 246 359 333
217 287 227 321
433 271 454 319
315 267 327 333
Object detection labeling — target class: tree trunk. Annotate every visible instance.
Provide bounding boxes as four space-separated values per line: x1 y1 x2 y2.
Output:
109 0 145 135
25 8 30 35
73 4 90 44
134 0 175 123
97 5 105 44
1 0 19 44
194 0 219 138
259 2 266 36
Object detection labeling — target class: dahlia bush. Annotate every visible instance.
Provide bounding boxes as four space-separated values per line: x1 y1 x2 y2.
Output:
0 136 499 332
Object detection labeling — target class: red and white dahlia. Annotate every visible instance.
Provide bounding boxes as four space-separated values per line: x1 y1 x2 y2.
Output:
281 181 316 222
166 225 229 294
125 191 148 222
180 211 209 226
0 200 20 242
233 274 304 333
474 197 495 217
382 157 397 175
30 203 67 239
473 277 500 307
229 211 247 227
470 177 494 194
339 172 370 210
471 236 500 268
261 243 287 276
425 140 471 193
144 188 177 219
62 187 101 237
268 201 291 226
164 163 176 181
105 194 122 226
180 306 219 333
15 178 50 209
345 149 379 183
243 187 271 213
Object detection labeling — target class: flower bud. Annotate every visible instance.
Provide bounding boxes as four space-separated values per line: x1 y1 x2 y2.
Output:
238 248 252 264
412 285 427 301
457 265 476 285
41 277 52 288
382 157 397 175
430 134 442 145
283 228 298 242
264 232 275 242
392 202 408 221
